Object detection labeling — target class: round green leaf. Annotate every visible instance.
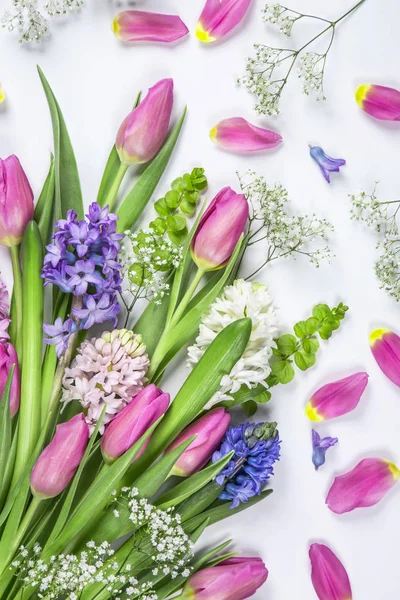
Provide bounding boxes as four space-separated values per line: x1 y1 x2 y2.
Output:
165 190 180 209
294 351 316 371
271 360 295 384
276 334 297 356
154 198 173 216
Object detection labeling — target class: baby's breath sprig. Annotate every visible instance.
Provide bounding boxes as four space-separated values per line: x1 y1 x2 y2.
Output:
350 184 400 301
239 0 366 115
238 171 333 280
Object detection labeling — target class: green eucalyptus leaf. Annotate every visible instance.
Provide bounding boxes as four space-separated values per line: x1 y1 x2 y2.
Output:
164 190 180 209
305 317 319 335
155 198 172 216
294 351 316 371
180 198 197 215
276 334 297 356
293 321 307 338
302 337 320 354
312 303 330 321
271 360 295 384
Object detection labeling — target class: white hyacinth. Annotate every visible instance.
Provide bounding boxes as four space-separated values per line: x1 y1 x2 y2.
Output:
187 279 279 407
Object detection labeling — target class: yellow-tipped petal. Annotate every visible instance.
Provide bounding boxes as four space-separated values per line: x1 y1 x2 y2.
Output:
386 460 400 480
209 126 217 141
112 16 121 38
355 84 371 107
195 22 215 43
0 85 5 104
369 327 389 347
305 402 324 422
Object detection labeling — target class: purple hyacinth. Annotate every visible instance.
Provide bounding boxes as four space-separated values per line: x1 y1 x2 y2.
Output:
312 429 338 471
212 421 281 509
309 145 346 183
42 203 123 356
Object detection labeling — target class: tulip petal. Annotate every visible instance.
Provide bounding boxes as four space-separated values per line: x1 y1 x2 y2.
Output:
113 10 189 43
356 84 400 121
196 0 252 43
309 543 352 600
0 84 5 104
305 372 369 421
326 458 400 514
210 117 282 153
370 328 400 387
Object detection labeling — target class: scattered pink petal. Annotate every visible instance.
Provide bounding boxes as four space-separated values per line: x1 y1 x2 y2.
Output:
210 117 282 153
370 328 400 387
113 10 189 43
356 84 400 121
309 543 352 600
196 0 252 43
305 372 369 422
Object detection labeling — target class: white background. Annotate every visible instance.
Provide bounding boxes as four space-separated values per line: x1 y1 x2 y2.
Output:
1 0 400 597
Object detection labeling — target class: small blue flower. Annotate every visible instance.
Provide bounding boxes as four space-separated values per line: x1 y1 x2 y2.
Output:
43 317 78 357
309 145 346 183
312 429 338 470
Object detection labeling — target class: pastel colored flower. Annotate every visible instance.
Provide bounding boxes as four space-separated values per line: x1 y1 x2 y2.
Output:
309 543 352 600
0 341 20 417
196 0 252 43
309 145 346 183
116 79 173 166
182 556 268 599
165 408 231 477
370 328 400 387
326 457 400 514
356 84 400 121
191 187 249 271
305 372 369 422
312 430 338 471
0 155 34 247
30 414 89 499
210 117 282 153
101 384 170 463
113 10 189 43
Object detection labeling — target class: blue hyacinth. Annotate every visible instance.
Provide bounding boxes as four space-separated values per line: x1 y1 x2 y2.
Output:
42 203 123 356
212 421 281 509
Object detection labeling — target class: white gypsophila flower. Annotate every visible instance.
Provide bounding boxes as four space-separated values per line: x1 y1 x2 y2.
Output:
187 279 279 407
62 329 149 433
263 3 298 37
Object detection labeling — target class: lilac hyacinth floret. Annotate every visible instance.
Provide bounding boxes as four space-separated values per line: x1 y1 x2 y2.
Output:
212 421 281 509
309 145 346 183
42 203 123 356
312 429 338 471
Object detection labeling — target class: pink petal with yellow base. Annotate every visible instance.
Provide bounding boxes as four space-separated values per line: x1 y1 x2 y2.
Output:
326 458 400 514
305 372 369 422
0 84 5 104
355 84 400 121
196 0 252 43
210 117 282 153
113 11 189 43
309 543 352 600
370 328 400 387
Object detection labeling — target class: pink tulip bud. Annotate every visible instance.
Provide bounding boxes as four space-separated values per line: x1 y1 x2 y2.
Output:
116 78 174 166
326 458 400 514
370 328 400 387
0 155 34 247
113 10 189 44
309 543 352 600
356 84 400 121
191 187 249 271
196 0 252 43
30 414 89 499
182 557 268 600
101 384 170 464
210 117 282 153
0 341 20 417
305 372 369 422
165 408 231 477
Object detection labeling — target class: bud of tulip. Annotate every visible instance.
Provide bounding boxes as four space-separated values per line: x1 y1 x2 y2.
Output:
191 187 249 271
0 155 34 247
182 557 268 600
165 408 231 477
101 384 170 464
116 78 174 166
30 414 89 499
0 341 20 417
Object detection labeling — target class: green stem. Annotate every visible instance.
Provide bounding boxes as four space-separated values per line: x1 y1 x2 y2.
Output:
6 497 42 565
9 245 23 361
333 0 366 25
103 162 128 212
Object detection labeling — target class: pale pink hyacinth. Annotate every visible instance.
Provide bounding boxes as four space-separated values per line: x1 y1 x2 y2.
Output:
62 329 150 433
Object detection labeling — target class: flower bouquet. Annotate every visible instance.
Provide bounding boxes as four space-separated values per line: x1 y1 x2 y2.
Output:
0 68 347 600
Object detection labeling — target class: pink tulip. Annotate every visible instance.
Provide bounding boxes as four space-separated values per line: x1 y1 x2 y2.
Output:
210 117 282 153
101 384 170 463
309 543 352 600
165 408 231 477
305 372 369 422
191 187 249 271
326 458 400 514
196 0 252 43
370 328 400 387
0 155 34 247
30 414 89 499
116 79 174 166
182 557 268 599
356 84 400 121
0 341 20 417
113 10 189 43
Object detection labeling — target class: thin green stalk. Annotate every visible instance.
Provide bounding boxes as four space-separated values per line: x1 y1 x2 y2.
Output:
103 162 128 211
3 497 42 568
9 245 23 360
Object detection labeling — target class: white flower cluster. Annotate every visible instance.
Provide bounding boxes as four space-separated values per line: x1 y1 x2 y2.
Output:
188 279 279 406
119 229 183 309
1 0 84 43
114 487 194 580
350 185 400 301
298 52 326 100
263 3 299 36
